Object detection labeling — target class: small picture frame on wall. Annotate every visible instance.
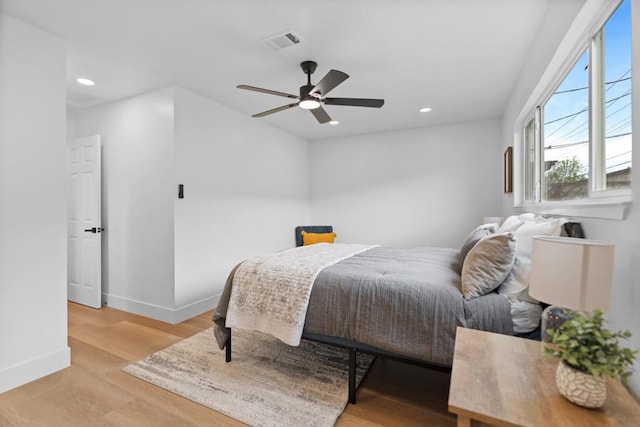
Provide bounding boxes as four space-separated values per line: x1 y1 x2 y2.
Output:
504 146 513 193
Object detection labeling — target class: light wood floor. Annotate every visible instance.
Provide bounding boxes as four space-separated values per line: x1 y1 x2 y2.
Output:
0 302 456 426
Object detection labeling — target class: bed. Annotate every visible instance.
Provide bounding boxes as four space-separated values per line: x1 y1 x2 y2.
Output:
212 217 581 403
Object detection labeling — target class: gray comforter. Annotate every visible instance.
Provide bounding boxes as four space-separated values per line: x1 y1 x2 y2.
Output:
213 246 513 367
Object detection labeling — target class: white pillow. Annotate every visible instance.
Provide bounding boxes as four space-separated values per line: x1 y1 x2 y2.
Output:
497 215 523 233
510 301 544 333
518 213 538 221
461 232 517 300
498 218 564 303
498 213 550 233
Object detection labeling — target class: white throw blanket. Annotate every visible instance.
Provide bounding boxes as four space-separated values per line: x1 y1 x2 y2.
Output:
226 243 377 346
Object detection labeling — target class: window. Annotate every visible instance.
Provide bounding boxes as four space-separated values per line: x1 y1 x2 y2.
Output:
522 0 631 204
543 50 590 201
601 3 632 191
523 116 537 201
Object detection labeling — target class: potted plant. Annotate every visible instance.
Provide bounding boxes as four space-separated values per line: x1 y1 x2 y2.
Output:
545 309 637 408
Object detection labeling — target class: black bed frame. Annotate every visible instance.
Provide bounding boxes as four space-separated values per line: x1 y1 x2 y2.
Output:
224 328 451 404
223 325 543 404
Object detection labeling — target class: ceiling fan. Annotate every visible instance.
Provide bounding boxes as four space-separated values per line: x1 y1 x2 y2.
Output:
237 61 384 124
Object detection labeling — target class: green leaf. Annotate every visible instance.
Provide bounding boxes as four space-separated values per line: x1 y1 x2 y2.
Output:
546 309 637 379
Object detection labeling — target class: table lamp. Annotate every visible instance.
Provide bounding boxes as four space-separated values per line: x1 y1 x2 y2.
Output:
528 236 615 342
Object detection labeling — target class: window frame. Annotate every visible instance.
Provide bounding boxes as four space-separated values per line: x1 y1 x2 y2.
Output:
514 0 631 219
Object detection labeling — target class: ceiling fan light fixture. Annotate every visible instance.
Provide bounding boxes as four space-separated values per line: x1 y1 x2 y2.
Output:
329 120 339 125
299 98 321 110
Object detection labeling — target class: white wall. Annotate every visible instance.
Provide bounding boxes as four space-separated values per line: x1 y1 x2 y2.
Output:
173 87 310 309
0 13 69 393
72 88 176 319
310 120 502 249
501 0 640 394
71 87 310 322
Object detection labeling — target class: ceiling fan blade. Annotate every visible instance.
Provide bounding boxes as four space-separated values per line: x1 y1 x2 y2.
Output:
252 103 299 118
310 106 332 124
324 97 384 108
309 70 349 97
237 85 298 99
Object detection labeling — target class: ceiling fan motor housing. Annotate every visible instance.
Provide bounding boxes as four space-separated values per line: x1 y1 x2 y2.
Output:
300 84 317 98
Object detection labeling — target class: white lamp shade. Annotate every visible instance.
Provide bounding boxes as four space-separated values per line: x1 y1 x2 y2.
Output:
529 236 615 311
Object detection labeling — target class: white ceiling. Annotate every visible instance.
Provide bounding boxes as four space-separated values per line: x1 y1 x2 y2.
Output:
1 0 558 140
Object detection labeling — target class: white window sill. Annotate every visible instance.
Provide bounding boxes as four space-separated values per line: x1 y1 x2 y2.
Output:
513 200 630 220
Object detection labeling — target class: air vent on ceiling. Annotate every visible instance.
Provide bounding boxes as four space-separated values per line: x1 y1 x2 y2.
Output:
262 29 302 51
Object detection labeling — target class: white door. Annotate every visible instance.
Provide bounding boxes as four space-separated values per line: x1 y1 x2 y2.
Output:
67 135 102 308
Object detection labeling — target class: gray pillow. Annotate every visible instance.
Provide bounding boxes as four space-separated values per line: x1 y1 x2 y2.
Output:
458 223 498 273
461 232 517 300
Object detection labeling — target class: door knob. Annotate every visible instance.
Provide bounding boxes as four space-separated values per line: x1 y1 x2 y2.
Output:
84 227 104 233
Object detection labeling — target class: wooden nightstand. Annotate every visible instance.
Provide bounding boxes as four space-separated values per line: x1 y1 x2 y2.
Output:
448 327 640 426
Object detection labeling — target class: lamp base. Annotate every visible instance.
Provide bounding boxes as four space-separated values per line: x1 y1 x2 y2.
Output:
541 305 572 344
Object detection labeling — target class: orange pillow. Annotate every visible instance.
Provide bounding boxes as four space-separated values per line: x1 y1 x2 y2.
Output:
301 231 336 245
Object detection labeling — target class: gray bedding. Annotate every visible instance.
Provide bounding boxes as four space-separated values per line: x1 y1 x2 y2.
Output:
213 246 514 367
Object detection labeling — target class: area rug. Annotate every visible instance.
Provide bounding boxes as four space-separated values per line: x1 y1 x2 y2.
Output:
123 328 374 427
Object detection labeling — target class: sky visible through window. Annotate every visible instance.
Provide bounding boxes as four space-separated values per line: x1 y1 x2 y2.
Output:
543 0 631 175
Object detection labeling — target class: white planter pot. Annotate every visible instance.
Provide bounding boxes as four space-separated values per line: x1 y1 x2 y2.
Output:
555 360 607 408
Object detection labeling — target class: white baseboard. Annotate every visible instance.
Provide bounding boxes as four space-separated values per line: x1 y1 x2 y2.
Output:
0 347 70 394
172 294 221 323
102 293 221 324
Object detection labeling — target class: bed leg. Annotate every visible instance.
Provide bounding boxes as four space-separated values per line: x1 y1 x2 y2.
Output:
348 346 356 404
225 331 232 363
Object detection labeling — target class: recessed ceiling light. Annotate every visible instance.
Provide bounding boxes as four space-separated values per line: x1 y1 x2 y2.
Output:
329 120 339 125
419 107 432 113
76 78 95 86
